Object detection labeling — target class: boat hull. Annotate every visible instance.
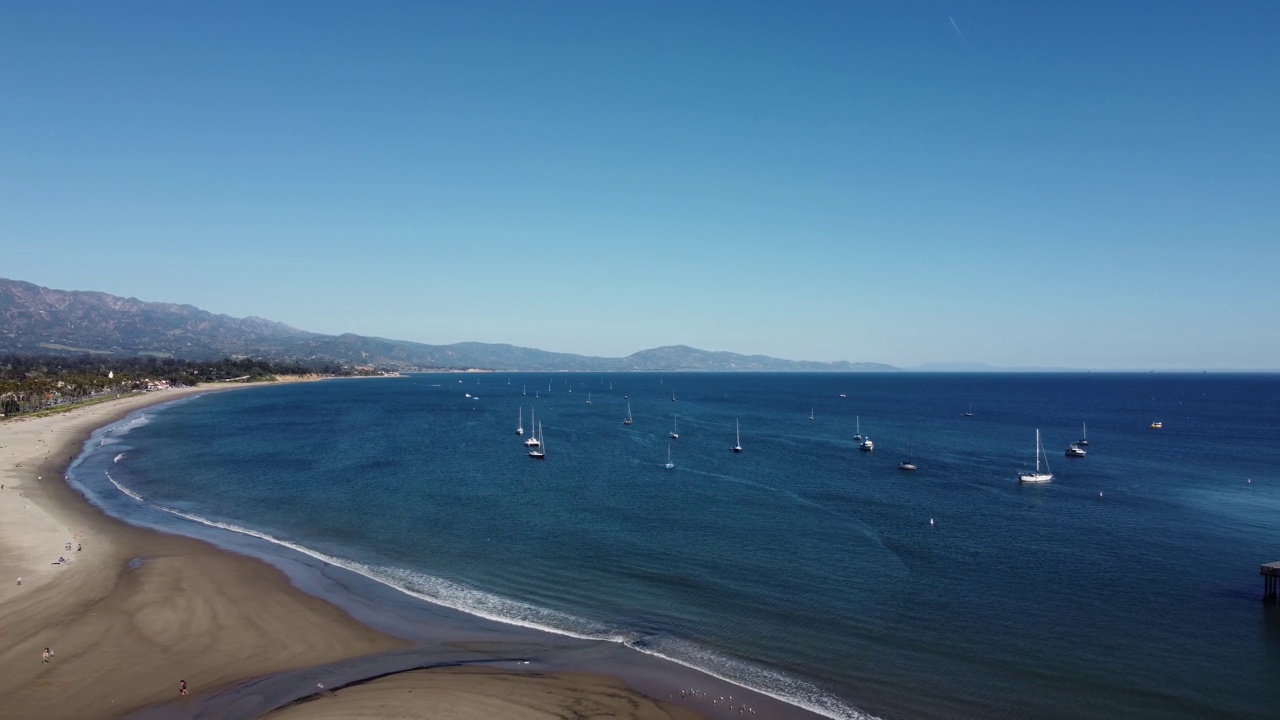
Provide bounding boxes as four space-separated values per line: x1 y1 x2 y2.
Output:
1018 472 1053 484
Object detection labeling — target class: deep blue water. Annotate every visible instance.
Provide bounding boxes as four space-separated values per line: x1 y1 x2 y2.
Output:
82 374 1280 719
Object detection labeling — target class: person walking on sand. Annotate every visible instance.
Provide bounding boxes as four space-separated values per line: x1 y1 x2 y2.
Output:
42 648 51 664
179 679 188 696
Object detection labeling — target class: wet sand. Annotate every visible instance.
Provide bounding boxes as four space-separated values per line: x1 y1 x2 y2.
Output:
267 666 703 720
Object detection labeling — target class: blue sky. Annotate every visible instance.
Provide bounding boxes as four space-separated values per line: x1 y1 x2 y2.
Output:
2 1 1277 369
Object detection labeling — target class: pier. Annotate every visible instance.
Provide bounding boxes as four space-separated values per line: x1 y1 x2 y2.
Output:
1262 562 1280 602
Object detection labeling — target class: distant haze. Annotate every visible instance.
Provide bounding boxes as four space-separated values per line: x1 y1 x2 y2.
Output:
2 3 1276 370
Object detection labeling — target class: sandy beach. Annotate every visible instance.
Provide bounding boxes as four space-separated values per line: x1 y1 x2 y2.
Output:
0 384 712 720
267 667 701 720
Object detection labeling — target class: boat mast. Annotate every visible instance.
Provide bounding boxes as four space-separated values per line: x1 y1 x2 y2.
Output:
1035 429 1041 473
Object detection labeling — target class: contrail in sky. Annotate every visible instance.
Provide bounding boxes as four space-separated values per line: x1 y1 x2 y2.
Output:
948 15 973 54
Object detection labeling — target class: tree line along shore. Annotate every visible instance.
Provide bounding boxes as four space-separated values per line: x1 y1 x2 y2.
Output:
0 354 398 418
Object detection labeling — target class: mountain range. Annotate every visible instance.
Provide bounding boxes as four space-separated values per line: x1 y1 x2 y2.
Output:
0 278 895 372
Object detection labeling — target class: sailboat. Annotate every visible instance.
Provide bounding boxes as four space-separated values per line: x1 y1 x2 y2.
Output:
664 442 675 469
623 403 633 426
854 416 862 442
1018 429 1053 483
528 423 545 459
733 419 742 453
586 392 592 405
524 408 540 447
523 385 527 396
670 415 679 440
964 404 974 417
516 408 524 436
1077 422 1088 446
672 391 677 403
899 434 917 471
809 407 815 421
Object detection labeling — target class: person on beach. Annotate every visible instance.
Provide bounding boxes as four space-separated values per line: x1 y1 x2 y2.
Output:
179 679 188 696
77 543 82 551
42 648 51 663
15 576 20 585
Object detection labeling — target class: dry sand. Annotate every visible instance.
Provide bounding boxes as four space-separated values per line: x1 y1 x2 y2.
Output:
0 384 709 720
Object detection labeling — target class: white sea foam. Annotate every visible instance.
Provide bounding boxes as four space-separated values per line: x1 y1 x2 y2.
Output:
103 471 145 503
117 413 151 432
97 477 876 720
114 453 127 464
626 636 877 720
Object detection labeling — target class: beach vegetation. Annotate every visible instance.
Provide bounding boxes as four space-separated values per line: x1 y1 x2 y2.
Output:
0 355 383 417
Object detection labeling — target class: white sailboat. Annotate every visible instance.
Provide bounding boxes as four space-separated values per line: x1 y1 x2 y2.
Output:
670 415 679 440
1077 422 1088 446
664 442 674 469
672 391 677 403
733 419 742 453
1018 429 1053 483
623 403 633 426
524 408 540 447
854 416 862 442
899 433 917 471
859 417 873 451
529 422 545 459
516 407 524 436
586 392 592 405
809 407 815 421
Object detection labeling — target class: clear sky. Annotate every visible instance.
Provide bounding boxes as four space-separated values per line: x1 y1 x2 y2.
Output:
2 1 1277 370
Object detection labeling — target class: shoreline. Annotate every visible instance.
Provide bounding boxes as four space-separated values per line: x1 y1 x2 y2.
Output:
0 384 410 718
2 382 825 720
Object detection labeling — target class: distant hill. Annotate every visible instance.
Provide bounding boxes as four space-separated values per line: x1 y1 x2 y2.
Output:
0 278 312 357
907 362 1085 373
618 345 893 372
0 278 895 372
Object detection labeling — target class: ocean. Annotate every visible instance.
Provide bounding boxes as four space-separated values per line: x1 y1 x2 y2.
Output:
70 373 1280 719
